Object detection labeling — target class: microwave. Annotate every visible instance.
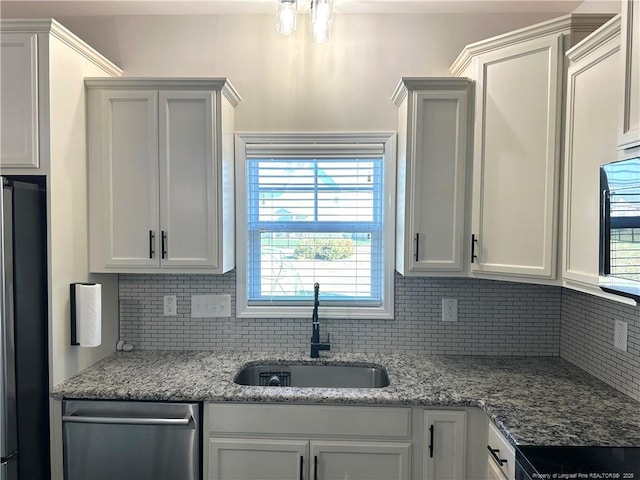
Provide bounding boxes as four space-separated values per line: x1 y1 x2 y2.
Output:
600 157 640 301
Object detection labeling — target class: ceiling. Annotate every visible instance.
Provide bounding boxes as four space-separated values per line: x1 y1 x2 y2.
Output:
0 0 605 17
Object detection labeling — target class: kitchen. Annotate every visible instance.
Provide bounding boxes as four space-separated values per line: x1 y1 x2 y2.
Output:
1 0 639 479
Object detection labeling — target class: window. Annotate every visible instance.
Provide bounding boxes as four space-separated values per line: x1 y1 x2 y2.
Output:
235 133 396 319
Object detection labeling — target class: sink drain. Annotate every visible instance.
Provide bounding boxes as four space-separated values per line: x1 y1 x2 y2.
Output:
258 371 291 387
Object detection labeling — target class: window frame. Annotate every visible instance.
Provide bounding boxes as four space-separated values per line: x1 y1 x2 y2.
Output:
235 132 396 319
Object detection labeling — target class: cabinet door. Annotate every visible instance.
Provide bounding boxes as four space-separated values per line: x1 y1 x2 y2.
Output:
403 89 470 275
486 456 508 480
563 26 620 289
159 91 218 268
208 438 307 480
423 410 466 480
311 441 411 480
471 34 563 280
619 0 640 149
95 90 160 268
0 33 39 169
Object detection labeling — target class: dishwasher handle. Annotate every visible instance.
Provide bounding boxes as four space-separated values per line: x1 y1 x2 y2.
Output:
62 414 193 426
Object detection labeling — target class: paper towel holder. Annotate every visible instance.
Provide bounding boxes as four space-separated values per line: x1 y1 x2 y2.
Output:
70 282 99 346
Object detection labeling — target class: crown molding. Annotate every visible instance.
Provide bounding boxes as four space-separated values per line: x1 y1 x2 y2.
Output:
84 77 241 105
566 14 621 63
391 77 474 106
0 18 122 76
450 13 615 76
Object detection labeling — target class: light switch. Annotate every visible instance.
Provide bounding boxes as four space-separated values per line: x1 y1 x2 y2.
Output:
191 294 231 318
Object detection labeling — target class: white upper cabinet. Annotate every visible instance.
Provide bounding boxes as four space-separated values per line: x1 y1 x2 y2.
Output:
87 79 240 274
563 17 625 299
470 33 562 280
0 32 39 169
89 89 159 268
1 20 121 174
451 14 612 283
393 78 473 276
159 91 218 268
619 0 640 150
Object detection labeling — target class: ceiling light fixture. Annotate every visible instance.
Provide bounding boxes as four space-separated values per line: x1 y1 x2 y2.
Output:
310 0 333 43
276 0 333 43
276 0 297 35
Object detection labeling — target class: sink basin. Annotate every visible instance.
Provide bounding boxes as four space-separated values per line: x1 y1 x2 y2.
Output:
234 363 390 388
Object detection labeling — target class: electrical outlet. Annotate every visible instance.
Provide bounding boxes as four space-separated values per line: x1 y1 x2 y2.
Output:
614 319 628 351
191 294 231 318
163 295 177 316
442 298 458 322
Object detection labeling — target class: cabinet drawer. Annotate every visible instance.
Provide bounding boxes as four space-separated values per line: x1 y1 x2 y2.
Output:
207 404 411 439
487 422 515 480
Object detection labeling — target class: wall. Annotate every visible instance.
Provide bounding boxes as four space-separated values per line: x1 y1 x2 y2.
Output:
561 289 640 402
120 272 561 355
54 12 558 132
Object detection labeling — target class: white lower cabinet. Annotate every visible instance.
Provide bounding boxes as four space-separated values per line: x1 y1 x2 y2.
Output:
311 441 411 480
423 410 467 480
205 404 489 480
486 422 515 480
208 438 307 480
208 438 410 480
487 457 508 480
205 404 412 480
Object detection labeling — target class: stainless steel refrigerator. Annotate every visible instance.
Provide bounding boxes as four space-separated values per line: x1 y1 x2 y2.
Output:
1 177 49 480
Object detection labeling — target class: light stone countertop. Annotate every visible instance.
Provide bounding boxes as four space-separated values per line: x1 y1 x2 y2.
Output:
50 350 640 447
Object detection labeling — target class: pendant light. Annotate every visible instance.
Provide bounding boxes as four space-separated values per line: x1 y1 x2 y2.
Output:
276 0 298 35
310 0 333 43
276 0 333 43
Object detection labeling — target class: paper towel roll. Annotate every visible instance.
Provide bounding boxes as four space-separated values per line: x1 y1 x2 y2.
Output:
71 283 102 347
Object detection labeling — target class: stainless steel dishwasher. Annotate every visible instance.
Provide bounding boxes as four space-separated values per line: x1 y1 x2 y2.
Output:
62 400 201 480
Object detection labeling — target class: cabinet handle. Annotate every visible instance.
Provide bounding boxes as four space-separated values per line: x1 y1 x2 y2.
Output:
149 230 155 259
300 456 304 480
314 455 318 480
161 230 167 259
429 424 434 458
415 233 420 262
487 445 507 466
471 234 478 263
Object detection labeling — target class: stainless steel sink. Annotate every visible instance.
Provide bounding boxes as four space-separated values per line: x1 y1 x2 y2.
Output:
234 363 390 388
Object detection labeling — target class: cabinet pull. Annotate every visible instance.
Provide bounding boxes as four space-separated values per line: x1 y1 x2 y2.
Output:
300 456 304 480
149 230 155 259
314 455 318 480
415 233 420 262
429 424 434 458
487 445 507 466
161 230 167 259
471 234 478 263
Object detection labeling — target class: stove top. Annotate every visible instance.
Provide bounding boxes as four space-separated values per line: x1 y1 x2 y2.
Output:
516 446 640 480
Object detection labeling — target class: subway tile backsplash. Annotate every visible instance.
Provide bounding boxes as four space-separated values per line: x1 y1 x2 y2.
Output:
119 273 640 400
119 272 561 355
560 289 640 402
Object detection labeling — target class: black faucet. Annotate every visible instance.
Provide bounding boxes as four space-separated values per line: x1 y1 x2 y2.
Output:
310 283 330 358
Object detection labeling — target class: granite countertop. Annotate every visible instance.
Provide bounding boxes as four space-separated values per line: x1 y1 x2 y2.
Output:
51 351 640 448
